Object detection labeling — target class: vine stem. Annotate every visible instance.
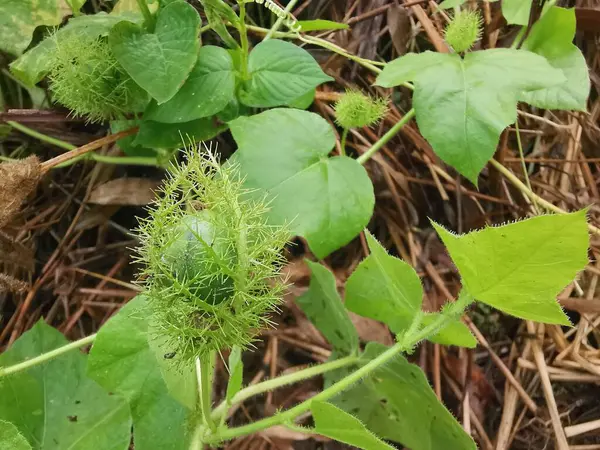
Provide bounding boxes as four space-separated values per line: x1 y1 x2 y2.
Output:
264 0 299 41
356 108 416 165
209 293 473 443
339 128 349 156
197 353 217 432
238 1 250 80
489 158 600 236
136 0 155 30
0 333 96 378
8 121 75 151
211 354 359 421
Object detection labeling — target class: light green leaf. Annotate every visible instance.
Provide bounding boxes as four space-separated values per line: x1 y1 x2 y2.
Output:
439 0 466 8
225 347 244 402
297 20 349 32
288 88 316 110
503 0 533 25
519 7 590 111
239 40 333 107
109 1 201 104
230 108 374 258
332 342 476 450
10 12 142 86
0 0 68 56
375 49 564 183
432 211 589 325
422 313 476 348
0 322 131 450
133 117 227 148
87 296 190 450
113 0 158 13
66 0 87 12
0 420 32 450
311 402 394 450
145 46 236 123
346 231 422 334
297 260 359 355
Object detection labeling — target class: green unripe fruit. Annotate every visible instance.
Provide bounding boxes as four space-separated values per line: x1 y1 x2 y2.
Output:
162 212 234 305
334 89 388 129
444 10 482 54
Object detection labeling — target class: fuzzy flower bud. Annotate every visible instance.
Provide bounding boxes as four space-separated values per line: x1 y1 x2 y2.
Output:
444 10 482 53
136 148 289 363
334 89 388 129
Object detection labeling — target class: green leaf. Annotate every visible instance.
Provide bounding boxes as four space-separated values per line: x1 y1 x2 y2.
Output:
87 296 191 450
239 40 332 108
230 108 374 258
375 49 564 183
422 313 476 348
225 347 244 402
0 420 32 450
0 0 68 56
10 12 142 86
503 0 533 25
439 0 467 8
133 117 227 148
332 342 476 450
0 321 131 450
111 119 156 157
311 402 394 450
109 1 201 104
288 88 316 110
297 20 349 32
66 0 87 12
145 46 236 123
432 211 589 325
297 260 359 355
346 231 423 333
519 7 590 111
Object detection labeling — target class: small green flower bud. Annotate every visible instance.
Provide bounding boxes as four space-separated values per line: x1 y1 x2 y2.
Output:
334 89 388 129
444 10 482 53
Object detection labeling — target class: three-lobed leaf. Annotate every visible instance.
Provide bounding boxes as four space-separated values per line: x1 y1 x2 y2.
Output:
332 342 476 450
433 211 589 325
519 6 590 111
0 322 131 450
311 401 394 450
87 296 191 450
296 260 359 355
230 108 374 258
109 1 200 104
239 40 333 107
376 49 564 183
145 46 236 123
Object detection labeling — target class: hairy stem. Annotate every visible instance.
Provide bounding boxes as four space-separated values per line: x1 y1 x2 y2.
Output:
264 0 299 41
357 108 416 165
197 353 217 432
211 354 359 421
0 334 97 377
210 294 473 442
238 1 250 80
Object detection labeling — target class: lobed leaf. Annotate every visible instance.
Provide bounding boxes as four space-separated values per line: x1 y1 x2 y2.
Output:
376 49 564 184
433 211 589 325
109 1 201 104
311 401 394 450
230 108 374 258
0 322 131 450
296 260 359 355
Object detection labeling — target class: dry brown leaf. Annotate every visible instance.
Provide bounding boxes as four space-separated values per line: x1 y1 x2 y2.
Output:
0 156 41 228
349 311 393 346
88 178 159 205
387 3 411 56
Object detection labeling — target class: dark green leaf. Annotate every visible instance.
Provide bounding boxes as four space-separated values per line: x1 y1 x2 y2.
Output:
145 46 236 123
10 12 142 86
519 6 590 111
376 49 564 183
297 260 359 355
225 347 244 402
297 20 349 32
311 401 394 450
109 1 201 104
230 108 374 258
433 211 589 325
87 296 191 450
133 117 227 148
111 119 157 157
240 40 332 107
332 342 476 450
0 420 31 450
0 322 131 450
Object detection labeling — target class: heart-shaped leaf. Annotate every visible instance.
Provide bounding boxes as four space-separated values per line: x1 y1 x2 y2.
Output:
109 1 200 104
376 49 564 184
230 108 374 258
145 45 236 123
519 6 590 111
433 211 589 325
239 40 333 107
